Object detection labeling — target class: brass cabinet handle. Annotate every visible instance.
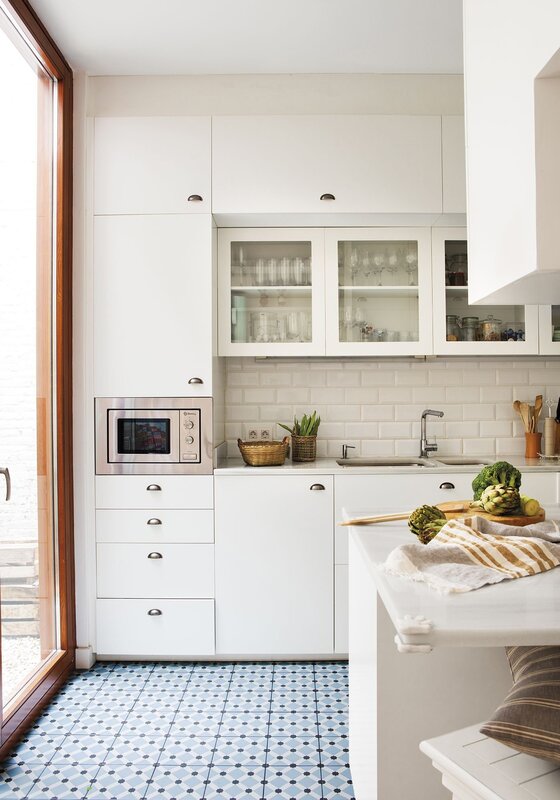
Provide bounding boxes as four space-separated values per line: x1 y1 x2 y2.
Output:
147 518 162 525
147 608 162 616
439 482 455 490
147 552 163 559
320 193 335 201
187 194 203 202
146 484 162 491
310 483 326 491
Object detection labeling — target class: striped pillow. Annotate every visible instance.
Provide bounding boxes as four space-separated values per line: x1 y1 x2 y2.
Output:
481 646 560 763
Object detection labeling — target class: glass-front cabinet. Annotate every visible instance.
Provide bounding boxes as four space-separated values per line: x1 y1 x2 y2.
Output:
325 228 433 355
538 305 560 355
432 228 539 355
218 229 325 355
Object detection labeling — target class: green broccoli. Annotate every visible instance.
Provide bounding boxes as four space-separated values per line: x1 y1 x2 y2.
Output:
472 461 522 501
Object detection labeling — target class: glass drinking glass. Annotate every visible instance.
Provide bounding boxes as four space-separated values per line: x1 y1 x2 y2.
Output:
349 249 360 285
287 312 300 341
293 257 305 286
372 253 385 285
255 257 266 287
266 258 277 286
362 252 372 284
279 257 291 286
405 248 418 286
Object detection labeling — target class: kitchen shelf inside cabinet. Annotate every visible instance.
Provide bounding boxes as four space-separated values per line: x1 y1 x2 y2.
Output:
339 285 418 298
231 285 311 296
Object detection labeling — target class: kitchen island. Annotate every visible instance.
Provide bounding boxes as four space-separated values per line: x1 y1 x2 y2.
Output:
347 511 560 800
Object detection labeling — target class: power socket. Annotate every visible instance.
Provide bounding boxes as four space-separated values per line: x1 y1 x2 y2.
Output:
259 426 273 441
245 425 260 441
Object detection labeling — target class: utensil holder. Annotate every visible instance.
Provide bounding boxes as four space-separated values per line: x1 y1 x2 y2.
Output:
544 417 557 457
291 435 317 462
524 432 542 459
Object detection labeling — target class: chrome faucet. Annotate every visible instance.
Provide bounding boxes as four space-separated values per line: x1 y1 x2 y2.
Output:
420 409 444 458
342 444 356 460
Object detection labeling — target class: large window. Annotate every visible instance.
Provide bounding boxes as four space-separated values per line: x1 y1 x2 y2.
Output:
0 0 73 754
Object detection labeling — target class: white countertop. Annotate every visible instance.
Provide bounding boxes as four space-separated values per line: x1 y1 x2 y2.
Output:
215 455 560 475
348 509 560 649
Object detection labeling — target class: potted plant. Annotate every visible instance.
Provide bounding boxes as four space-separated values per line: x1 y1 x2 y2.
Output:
279 411 321 462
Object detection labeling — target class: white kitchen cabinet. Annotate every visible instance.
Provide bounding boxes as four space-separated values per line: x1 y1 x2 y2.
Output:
97 543 214 599
325 227 434 356
95 475 213 510
96 599 215 658
218 228 326 356
212 115 442 216
538 305 560 354
442 116 466 215
334 565 349 655
96 509 214 544
215 475 334 656
432 228 540 355
94 116 211 215
93 214 213 396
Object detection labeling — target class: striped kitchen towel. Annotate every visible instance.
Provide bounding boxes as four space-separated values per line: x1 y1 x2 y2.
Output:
383 516 560 593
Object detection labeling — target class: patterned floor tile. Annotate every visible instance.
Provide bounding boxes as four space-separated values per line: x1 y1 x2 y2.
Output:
25 764 98 799
270 696 316 713
105 736 166 765
157 736 217 767
225 695 270 714
219 714 270 737
317 737 350 767
211 737 268 766
117 713 174 738
7 733 65 765
49 735 115 765
179 696 228 713
204 766 265 799
262 765 323 799
168 718 221 738
268 714 319 738
88 763 154 798
70 712 127 737
320 766 355 798
317 713 348 736
265 737 321 767
0 764 45 797
132 697 180 715
144 765 209 799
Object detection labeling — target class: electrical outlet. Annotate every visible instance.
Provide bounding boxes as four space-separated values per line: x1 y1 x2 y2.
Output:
245 425 259 441
259 426 273 441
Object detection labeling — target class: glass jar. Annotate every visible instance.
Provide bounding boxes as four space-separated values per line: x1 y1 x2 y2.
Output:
446 314 460 341
480 314 502 342
461 316 479 342
447 253 468 286
502 322 525 341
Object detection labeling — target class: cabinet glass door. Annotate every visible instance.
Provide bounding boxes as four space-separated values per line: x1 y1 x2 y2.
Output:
432 229 539 355
218 229 325 355
325 228 433 355
538 306 560 354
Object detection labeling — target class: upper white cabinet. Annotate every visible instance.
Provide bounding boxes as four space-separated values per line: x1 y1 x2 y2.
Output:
218 228 326 356
94 116 211 215
325 227 434 356
94 214 214 396
442 116 466 215
212 115 443 216
538 305 560 355
432 228 539 355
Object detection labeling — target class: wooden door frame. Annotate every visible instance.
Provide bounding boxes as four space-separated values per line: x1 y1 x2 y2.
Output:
0 0 75 756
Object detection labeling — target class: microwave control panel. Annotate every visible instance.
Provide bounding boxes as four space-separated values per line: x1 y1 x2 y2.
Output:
180 409 201 462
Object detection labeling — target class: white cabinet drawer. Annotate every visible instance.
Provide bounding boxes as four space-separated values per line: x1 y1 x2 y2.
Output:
335 473 477 564
517 472 558 505
97 543 214 599
95 476 213 510
334 565 348 655
96 598 215 657
96 510 214 544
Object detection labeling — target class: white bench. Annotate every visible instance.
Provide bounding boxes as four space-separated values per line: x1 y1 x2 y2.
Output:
420 724 560 800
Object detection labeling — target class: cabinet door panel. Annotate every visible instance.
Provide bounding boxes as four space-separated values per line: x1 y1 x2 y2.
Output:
95 475 214 510
212 116 442 215
93 215 213 396
442 116 467 215
94 117 211 214
215 475 334 655
96 509 214 544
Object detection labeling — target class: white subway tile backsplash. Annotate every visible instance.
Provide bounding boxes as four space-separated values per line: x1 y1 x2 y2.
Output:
224 357 560 458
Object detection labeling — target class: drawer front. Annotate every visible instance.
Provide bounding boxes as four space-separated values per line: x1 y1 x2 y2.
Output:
96 510 214 544
334 473 477 564
97 543 214 599
95 475 213 510
96 598 215 657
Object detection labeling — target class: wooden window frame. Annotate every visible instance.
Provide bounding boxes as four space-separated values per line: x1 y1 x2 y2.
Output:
0 0 74 756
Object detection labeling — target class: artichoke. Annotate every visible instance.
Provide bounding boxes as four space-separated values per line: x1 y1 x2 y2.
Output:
473 484 521 516
408 505 447 544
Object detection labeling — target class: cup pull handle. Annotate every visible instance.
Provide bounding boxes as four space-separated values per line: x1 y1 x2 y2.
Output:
320 193 335 201
188 377 203 384
310 483 326 491
147 552 163 559
187 194 203 202
147 518 162 526
147 608 162 616
439 482 455 490
0 468 11 502
146 484 162 491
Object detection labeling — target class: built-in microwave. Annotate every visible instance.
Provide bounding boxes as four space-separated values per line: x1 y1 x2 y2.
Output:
95 397 213 475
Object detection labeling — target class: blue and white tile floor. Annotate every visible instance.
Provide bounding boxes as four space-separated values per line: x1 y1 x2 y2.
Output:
0 661 353 799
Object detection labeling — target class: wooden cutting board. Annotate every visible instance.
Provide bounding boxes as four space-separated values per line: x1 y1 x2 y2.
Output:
438 500 545 526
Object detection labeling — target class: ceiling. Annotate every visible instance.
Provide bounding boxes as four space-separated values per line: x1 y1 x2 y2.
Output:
32 0 463 76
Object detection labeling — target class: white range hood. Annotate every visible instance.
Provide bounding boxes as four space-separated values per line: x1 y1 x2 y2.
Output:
464 0 560 304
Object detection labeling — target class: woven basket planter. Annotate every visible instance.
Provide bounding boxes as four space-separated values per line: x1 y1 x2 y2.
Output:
291 434 317 462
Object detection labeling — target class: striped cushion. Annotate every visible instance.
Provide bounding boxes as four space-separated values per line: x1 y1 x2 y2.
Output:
481 646 560 763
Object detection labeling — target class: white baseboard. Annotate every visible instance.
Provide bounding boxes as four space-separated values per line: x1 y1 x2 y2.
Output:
75 646 96 670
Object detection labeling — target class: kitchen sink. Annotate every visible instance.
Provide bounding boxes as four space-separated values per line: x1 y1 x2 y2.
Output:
433 457 492 466
336 457 435 468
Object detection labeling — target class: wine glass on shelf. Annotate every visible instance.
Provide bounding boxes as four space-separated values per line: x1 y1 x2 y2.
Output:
362 251 373 285
405 248 418 286
384 250 398 285
372 252 385 286
349 248 360 286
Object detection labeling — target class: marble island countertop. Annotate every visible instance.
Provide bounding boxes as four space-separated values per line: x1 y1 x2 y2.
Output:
347 509 560 650
214 455 560 475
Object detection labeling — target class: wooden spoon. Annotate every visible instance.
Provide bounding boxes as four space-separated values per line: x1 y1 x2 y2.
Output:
534 395 543 429
519 402 531 432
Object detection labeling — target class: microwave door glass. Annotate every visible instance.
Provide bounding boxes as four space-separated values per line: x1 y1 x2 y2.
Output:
117 418 171 455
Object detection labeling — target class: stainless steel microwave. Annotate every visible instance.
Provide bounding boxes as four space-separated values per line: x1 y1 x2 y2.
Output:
95 397 213 475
